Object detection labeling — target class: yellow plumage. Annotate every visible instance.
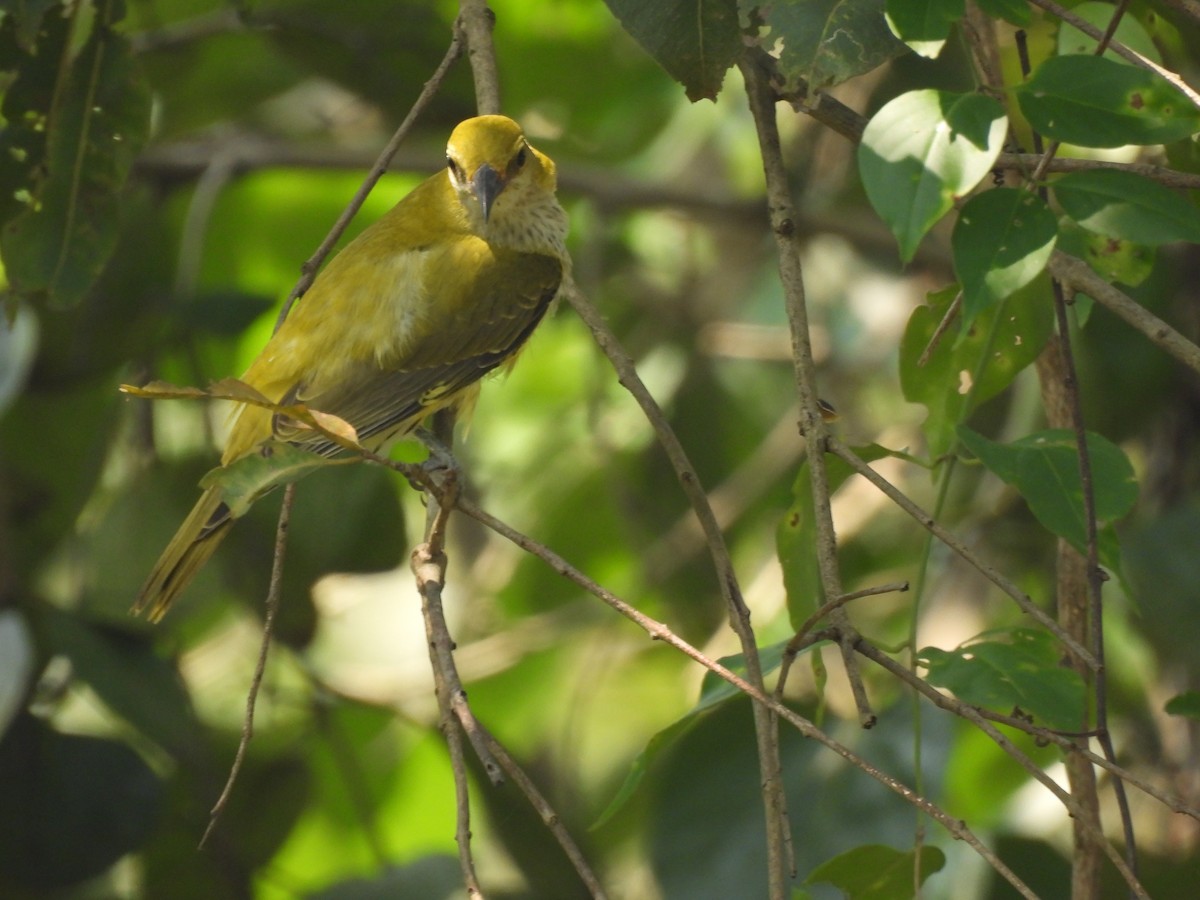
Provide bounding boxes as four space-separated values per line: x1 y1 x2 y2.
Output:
135 115 570 621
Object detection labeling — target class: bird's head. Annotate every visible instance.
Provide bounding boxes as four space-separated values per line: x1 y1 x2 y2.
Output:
445 115 556 229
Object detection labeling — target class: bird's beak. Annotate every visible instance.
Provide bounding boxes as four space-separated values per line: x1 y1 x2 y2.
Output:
471 164 506 222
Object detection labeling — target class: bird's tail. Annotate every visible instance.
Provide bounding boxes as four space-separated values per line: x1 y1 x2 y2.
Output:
133 487 233 622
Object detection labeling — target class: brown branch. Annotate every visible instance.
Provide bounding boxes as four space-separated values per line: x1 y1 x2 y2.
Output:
1047 252 1200 377
741 50 876 731
1040 295 1111 896
458 0 501 115
480 728 610 899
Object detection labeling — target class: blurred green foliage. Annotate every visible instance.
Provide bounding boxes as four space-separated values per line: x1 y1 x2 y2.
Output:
2 1 1199 898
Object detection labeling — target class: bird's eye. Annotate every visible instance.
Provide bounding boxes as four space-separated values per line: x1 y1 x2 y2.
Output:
447 156 464 182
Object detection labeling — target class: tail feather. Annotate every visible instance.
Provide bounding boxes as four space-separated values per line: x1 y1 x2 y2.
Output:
134 488 233 622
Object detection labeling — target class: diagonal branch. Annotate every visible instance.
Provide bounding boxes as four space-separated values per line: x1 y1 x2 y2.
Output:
565 284 792 895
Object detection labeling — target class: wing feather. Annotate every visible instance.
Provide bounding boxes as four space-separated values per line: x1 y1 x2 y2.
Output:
275 244 562 455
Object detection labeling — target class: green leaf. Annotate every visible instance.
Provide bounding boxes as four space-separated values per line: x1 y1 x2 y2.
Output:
602 0 741 101
900 284 1053 459
957 426 1138 567
953 188 1058 328
974 0 1030 26
1056 2 1161 63
758 0 905 91
1164 691 1200 720
920 629 1087 730
885 0 963 59
0 715 162 889
41 609 202 756
1 4 151 308
1016 54 1200 148
1057 218 1154 288
778 444 914 626
200 442 358 519
859 90 1008 262
1053 169 1200 245
807 843 946 898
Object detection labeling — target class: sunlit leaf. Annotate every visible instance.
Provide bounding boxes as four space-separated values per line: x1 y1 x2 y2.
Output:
1057 218 1154 288
885 0 963 59
1053 169 1200 245
1016 54 1200 148
859 90 1008 261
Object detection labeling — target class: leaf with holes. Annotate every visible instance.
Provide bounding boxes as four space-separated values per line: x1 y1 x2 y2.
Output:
900 284 1053 459
759 0 905 91
953 188 1058 328
920 629 1087 730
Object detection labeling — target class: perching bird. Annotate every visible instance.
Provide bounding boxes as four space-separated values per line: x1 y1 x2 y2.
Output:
134 115 570 621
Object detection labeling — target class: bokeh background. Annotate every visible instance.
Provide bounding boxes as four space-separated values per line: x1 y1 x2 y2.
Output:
2 1 1199 897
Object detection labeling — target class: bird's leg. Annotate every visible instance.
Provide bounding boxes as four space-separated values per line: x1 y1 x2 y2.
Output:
417 427 463 496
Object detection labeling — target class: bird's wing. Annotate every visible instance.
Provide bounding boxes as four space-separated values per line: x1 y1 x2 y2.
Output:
275 242 562 455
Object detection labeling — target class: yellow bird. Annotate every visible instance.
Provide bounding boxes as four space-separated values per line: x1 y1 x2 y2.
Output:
135 115 570 621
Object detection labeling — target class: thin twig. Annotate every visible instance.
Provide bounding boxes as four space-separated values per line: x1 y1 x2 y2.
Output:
775 582 909 704
1027 0 1200 109
412 536 491 897
916 291 962 368
199 483 294 848
273 28 465 329
480 727 610 899
965 705 1200 820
